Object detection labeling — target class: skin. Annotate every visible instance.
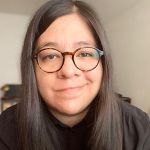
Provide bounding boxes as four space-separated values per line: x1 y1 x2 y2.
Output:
35 13 103 127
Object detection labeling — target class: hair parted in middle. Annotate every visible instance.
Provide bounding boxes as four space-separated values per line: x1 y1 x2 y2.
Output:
18 0 123 150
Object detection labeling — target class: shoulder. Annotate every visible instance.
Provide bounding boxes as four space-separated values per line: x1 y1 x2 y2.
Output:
0 105 18 150
121 102 148 120
0 105 17 131
121 101 150 124
120 101 150 149
0 105 17 121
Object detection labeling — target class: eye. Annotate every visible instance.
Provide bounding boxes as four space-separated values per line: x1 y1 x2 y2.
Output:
46 54 58 59
43 53 60 60
38 52 61 62
78 51 93 57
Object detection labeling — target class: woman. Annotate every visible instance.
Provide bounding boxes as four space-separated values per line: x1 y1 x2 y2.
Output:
0 0 150 150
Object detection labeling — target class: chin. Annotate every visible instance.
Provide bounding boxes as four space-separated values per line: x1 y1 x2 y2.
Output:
55 104 90 117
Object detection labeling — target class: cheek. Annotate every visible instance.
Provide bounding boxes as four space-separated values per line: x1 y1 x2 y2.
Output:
87 63 103 88
35 68 55 97
83 63 103 105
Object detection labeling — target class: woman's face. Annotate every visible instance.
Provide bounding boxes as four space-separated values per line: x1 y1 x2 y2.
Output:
35 13 103 125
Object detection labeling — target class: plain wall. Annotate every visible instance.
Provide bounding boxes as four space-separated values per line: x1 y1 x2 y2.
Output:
0 0 149 114
0 13 29 86
105 0 150 114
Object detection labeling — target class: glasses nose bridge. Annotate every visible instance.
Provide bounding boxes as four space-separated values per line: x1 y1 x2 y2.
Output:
62 51 75 62
62 51 74 58
61 51 76 68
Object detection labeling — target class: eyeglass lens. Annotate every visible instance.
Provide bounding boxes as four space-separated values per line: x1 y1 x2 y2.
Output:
36 47 103 73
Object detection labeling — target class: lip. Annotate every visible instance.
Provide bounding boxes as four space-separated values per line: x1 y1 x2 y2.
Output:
55 84 87 92
54 84 87 99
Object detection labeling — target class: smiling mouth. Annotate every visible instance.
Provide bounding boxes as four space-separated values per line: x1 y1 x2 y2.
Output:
54 84 87 99
55 84 86 93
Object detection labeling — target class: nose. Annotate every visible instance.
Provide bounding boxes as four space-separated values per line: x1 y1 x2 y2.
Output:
57 55 81 78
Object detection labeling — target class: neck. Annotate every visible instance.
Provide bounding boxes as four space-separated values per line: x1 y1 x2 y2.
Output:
50 108 89 127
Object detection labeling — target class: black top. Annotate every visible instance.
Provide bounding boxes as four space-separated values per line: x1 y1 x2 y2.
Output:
0 101 150 150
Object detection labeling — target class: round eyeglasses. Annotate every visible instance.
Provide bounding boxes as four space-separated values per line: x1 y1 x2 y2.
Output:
33 47 104 73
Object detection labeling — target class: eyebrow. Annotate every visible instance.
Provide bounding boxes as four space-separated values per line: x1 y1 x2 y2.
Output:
36 40 95 51
75 41 95 47
36 42 58 51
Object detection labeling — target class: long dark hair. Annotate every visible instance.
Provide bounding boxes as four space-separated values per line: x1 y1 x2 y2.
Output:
18 0 122 150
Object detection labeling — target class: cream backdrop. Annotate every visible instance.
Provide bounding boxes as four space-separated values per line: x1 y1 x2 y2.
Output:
104 0 150 114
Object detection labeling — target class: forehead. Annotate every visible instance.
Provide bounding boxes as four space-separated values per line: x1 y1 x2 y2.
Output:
36 13 96 50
